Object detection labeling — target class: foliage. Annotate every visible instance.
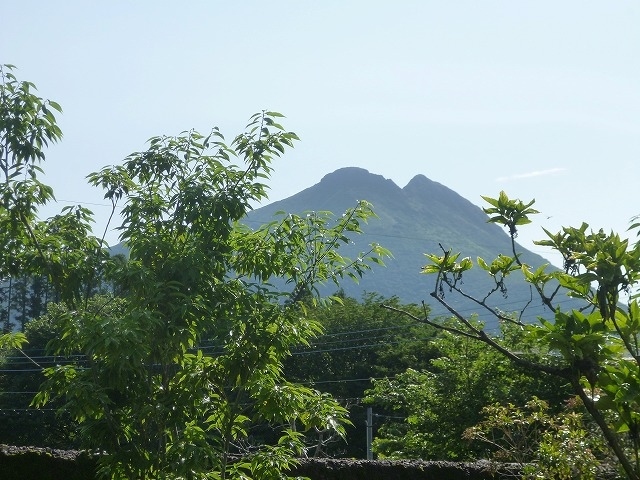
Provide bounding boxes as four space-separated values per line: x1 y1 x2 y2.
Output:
364 321 571 460
3 275 51 332
0 64 61 218
283 293 438 457
286 294 436 396
464 397 605 479
28 111 390 479
0 299 110 448
0 65 115 449
0 331 26 350
386 189 640 479
0 63 66 282
0 62 61 352
0 63 107 338
0 63 69 435
1 65 394 478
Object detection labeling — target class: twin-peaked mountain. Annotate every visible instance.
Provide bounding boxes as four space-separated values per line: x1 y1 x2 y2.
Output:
247 167 565 328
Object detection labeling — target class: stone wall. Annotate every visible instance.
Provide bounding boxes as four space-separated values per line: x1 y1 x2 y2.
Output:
290 458 521 479
0 445 96 480
0 445 522 480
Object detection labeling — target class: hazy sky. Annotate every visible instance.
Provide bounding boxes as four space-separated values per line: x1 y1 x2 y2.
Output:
3 1 639 265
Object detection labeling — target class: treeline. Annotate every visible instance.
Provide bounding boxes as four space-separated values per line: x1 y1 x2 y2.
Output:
1 276 53 333
1 254 128 333
1 291 574 464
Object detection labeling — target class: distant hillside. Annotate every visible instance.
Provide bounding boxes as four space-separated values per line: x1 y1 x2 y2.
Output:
247 167 570 327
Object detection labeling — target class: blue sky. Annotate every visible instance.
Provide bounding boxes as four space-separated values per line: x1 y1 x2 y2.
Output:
3 1 639 265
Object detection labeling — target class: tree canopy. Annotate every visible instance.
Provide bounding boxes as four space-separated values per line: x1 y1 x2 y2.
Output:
385 190 640 479
1 65 391 479
283 293 438 457
364 319 573 461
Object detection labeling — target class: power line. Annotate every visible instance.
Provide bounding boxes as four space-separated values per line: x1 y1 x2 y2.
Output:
310 323 422 340
0 409 55 412
0 335 432 370
54 198 124 209
292 336 434 356
0 294 584 368
307 377 384 385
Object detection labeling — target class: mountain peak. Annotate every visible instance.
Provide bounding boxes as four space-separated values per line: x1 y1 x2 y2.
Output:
247 167 565 325
403 173 448 194
320 167 395 188
321 166 371 180
406 173 430 185
316 167 401 200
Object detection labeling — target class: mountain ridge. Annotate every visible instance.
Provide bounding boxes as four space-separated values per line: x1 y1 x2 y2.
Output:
248 167 565 328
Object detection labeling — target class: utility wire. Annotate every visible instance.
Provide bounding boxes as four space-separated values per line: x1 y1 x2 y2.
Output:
1 293 581 367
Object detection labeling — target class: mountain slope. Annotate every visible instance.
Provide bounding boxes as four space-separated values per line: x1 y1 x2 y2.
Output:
248 167 564 327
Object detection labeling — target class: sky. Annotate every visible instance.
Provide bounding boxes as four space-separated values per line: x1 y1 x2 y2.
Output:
3 1 639 266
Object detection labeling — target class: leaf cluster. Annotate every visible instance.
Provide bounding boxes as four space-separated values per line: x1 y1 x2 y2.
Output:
408 190 640 479
464 397 605 479
364 322 571 461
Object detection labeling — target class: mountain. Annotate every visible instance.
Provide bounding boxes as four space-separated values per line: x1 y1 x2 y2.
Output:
247 167 566 328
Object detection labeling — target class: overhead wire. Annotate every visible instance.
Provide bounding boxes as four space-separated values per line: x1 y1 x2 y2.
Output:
0 293 582 368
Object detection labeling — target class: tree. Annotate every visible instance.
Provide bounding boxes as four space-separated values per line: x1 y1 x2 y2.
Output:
1 65 392 478
33 112 390 479
283 293 438 457
10 276 28 331
0 65 109 452
0 63 61 281
0 277 14 333
0 63 73 387
1 63 105 340
27 275 50 319
384 191 640 479
0 274 47 334
0 299 91 448
364 320 572 460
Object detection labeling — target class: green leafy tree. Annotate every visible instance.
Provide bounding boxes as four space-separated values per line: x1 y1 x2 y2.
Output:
33 112 390 479
0 64 129 449
364 321 571 460
1 65 392 478
0 63 107 338
386 190 640 479
284 293 438 457
0 64 110 309
0 63 68 376
0 63 61 280
0 65 111 452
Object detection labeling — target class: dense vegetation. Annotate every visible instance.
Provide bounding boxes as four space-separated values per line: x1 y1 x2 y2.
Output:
0 64 391 479
2 65 640 479
385 192 640 479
